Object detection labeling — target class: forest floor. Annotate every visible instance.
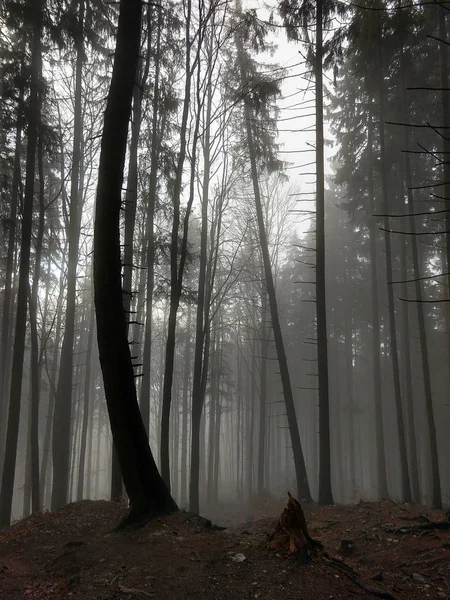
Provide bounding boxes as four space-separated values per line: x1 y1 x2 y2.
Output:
0 496 449 600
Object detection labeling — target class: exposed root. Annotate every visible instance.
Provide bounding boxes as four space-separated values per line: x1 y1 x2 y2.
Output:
268 494 399 599
323 554 398 600
113 504 177 533
384 516 450 535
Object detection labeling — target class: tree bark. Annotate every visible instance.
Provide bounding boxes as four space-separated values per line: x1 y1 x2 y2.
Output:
315 0 333 506
180 304 192 506
160 0 193 488
28 135 46 514
258 288 268 494
0 1 43 526
139 7 163 437
0 78 24 473
237 39 311 500
367 114 388 499
378 34 411 503
189 31 214 512
77 291 95 501
51 0 85 510
93 0 176 525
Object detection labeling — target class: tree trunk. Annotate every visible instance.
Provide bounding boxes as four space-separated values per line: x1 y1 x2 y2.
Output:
189 31 213 512
180 304 192 507
28 135 46 514
237 42 311 500
139 7 163 437
0 1 43 526
246 337 256 501
160 0 194 488
77 292 95 500
399 229 420 502
51 0 85 510
258 288 268 494
367 114 388 499
40 247 66 508
400 46 441 505
93 0 176 525
0 79 24 473
315 0 333 505
206 336 216 505
378 35 412 503
343 284 355 495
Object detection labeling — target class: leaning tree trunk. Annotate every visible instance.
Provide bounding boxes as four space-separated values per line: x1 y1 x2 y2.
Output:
93 0 176 525
112 20 152 501
240 89 311 502
0 2 43 526
315 0 333 505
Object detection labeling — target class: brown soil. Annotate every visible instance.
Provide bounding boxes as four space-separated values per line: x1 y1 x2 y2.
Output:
0 498 449 600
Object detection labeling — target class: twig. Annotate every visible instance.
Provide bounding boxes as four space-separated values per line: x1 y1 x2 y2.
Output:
323 555 398 600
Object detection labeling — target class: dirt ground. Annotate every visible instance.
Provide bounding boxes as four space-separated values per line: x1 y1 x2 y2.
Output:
0 497 449 599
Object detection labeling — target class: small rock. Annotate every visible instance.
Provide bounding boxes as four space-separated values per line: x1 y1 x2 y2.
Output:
230 553 246 563
412 573 426 584
340 539 355 554
372 571 383 582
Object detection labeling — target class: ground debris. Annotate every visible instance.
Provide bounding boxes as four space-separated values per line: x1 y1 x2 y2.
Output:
0 498 448 600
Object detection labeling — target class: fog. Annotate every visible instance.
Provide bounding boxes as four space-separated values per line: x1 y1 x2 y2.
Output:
0 0 449 528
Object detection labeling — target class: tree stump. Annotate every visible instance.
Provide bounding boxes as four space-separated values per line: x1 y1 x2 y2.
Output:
267 492 321 562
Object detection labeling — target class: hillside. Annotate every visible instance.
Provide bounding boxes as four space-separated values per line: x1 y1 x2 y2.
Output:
0 499 448 600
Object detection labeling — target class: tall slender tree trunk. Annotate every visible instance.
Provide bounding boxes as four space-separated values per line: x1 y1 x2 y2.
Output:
77 292 95 500
40 247 66 508
0 2 43 526
399 228 420 502
160 0 193 488
0 80 24 472
407 195 441 506
258 289 268 494
343 285 355 494
140 7 163 435
236 34 311 500
180 304 192 506
189 51 214 511
93 0 176 525
28 135 46 513
400 46 441 506
438 6 450 403
206 336 217 505
378 35 411 502
246 337 256 501
51 0 85 510
315 0 333 505
367 114 388 499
